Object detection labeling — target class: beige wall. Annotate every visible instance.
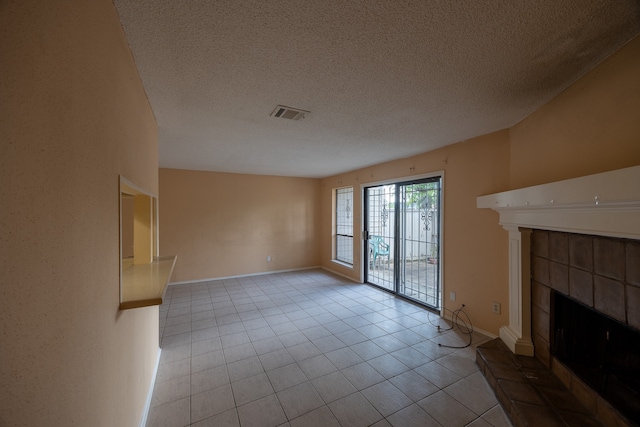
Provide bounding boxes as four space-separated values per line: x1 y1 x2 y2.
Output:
2 0 634 423
1 1 159 426
159 168 321 282
321 35 640 336
122 196 135 258
321 131 511 335
510 36 640 188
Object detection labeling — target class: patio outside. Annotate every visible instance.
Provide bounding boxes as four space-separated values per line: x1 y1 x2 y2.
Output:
366 180 441 310
368 256 440 308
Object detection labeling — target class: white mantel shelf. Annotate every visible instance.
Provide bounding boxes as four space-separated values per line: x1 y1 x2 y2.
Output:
477 165 640 355
477 165 640 239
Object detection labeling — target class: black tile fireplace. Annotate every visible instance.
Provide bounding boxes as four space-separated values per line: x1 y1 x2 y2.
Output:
476 165 640 427
532 230 640 426
553 292 640 423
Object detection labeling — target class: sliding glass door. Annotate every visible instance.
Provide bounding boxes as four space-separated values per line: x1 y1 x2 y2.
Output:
364 185 395 291
365 177 442 310
397 179 441 308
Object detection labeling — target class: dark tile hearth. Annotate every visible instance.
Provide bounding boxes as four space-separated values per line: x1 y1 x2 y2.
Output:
476 339 603 427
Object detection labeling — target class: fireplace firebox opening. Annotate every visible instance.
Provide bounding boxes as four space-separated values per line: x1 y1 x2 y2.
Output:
552 291 640 423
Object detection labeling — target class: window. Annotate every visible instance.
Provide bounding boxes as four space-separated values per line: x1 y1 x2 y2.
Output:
335 187 353 265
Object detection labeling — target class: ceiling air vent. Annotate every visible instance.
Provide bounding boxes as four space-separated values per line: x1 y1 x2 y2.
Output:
270 105 309 121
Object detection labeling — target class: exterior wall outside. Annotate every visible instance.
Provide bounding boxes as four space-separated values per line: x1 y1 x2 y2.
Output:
159 168 322 282
1 1 159 426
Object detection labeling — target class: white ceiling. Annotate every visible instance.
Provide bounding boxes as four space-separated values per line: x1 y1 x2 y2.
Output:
114 0 640 178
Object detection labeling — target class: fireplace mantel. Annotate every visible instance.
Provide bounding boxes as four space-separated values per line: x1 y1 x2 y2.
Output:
477 165 640 355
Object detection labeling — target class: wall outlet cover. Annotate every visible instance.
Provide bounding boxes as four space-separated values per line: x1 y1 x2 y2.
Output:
492 302 501 314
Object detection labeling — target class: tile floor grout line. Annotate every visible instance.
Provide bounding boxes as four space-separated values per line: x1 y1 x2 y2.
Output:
151 269 511 427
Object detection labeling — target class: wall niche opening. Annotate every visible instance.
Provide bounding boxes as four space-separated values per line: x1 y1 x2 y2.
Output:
119 176 176 310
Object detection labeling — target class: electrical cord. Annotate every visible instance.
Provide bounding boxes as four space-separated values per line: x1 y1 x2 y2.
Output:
428 304 474 349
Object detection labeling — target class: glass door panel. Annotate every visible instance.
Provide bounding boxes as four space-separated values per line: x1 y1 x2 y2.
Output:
365 185 395 291
365 178 441 311
397 179 441 309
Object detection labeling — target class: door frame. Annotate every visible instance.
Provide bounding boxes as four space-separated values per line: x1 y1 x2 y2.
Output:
361 171 445 311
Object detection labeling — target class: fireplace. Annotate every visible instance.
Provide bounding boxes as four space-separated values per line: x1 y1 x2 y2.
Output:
477 165 640 426
553 293 640 422
531 229 640 424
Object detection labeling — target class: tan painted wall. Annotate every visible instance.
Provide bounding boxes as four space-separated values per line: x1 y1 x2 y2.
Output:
159 168 322 282
122 196 135 258
320 35 640 336
1 1 159 426
510 35 640 188
321 132 511 335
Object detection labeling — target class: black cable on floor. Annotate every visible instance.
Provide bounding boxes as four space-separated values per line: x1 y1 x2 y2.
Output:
428 304 474 349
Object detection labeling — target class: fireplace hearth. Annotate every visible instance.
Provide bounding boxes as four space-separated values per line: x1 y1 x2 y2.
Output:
477 166 640 426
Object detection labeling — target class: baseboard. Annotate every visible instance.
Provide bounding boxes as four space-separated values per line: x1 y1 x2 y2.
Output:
169 266 321 286
139 347 162 427
441 311 498 340
320 266 361 283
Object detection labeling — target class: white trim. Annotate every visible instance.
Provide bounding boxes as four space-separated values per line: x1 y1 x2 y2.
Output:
477 165 640 239
169 266 321 286
361 170 445 188
330 259 355 270
472 326 498 341
477 166 640 355
360 185 366 282
119 175 159 199
440 311 499 341
500 324 534 356
477 166 640 210
333 186 355 265
320 266 361 283
139 347 161 427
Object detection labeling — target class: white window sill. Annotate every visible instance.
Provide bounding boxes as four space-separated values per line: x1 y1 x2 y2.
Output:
331 259 354 269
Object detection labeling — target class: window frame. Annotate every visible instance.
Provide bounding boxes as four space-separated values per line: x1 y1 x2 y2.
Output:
334 186 354 265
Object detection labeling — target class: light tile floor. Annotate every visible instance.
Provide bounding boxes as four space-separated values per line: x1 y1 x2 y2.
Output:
147 269 512 427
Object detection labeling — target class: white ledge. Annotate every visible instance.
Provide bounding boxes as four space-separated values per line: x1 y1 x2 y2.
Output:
120 255 177 310
477 166 640 355
477 165 640 240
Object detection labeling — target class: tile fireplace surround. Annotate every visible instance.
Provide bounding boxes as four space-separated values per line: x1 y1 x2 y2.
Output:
530 230 640 367
477 165 640 426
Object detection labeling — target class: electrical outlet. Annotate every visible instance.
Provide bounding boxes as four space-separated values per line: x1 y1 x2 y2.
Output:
492 301 501 314
450 291 456 301
267 256 271 262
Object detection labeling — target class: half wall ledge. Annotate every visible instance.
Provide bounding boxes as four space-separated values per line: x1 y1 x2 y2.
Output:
120 255 177 310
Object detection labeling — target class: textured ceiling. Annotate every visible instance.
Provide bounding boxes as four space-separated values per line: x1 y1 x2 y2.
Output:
114 0 640 178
